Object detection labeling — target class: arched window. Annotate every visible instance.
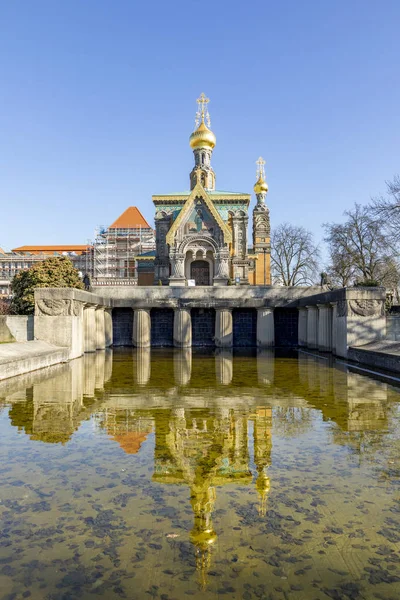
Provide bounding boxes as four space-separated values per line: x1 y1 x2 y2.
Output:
201 152 205 165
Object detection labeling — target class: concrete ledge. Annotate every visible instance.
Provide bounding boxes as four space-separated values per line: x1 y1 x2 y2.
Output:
93 285 326 309
348 341 400 374
0 341 69 381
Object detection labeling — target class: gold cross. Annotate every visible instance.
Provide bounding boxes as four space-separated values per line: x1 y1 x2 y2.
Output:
195 93 211 127
256 156 266 179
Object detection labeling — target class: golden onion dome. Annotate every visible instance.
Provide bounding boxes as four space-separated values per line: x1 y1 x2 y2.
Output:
254 174 269 195
189 119 216 150
190 527 217 549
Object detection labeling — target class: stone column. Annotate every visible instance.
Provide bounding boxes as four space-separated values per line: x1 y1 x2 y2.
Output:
95 350 105 390
317 304 332 352
330 302 337 355
95 306 106 350
83 353 96 396
84 305 97 352
215 308 233 347
133 309 151 348
298 307 308 347
174 348 192 385
306 305 318 349
136 348 151 385
173 308 192 348
215 349 233 385
104 308 113 348
257 308 274 347
257 349 275 385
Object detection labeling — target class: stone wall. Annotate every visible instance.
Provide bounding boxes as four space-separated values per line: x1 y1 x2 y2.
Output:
387 315 400 341
0 317 15 343
0 316 36 343
30 285 386 358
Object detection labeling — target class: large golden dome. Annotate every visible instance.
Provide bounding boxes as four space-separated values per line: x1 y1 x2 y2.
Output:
189 119 216 150
254 174 269 194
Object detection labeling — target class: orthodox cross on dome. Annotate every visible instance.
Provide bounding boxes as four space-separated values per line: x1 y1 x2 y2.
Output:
195 92 211 128
256 156 266 180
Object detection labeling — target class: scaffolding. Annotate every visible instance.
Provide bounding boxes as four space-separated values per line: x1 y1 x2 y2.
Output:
92 225 155 283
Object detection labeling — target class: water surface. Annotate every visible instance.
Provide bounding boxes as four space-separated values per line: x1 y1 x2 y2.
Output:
0 349 400 600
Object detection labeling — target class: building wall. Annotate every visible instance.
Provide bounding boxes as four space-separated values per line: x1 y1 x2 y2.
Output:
387 315 400 341
254 248 271 285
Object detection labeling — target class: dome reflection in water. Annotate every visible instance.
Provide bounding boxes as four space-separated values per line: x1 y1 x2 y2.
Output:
0 348 399 599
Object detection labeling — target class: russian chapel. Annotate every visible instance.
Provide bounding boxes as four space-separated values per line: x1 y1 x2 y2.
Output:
153 94 271 286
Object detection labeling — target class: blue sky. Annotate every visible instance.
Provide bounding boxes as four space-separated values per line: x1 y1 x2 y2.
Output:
0 0 399 251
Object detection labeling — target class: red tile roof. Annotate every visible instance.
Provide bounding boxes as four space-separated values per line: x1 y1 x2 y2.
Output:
109 207 151 229
12 245 91 255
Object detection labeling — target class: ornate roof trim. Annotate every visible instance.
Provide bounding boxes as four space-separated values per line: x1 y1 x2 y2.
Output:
165 183 232 245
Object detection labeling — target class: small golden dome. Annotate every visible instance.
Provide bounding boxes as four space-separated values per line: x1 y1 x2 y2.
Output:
190 119 216 150
190 527 217 549
254 175 269 195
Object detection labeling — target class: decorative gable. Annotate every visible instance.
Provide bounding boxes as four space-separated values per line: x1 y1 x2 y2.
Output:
166 182 232 245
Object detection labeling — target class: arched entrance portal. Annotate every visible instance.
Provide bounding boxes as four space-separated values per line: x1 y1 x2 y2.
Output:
191 260 210 286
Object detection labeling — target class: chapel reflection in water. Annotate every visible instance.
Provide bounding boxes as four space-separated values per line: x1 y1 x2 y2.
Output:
0 347 397 587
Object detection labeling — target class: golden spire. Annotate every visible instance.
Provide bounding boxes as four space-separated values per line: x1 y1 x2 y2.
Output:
190 93 216 150
254 156 269 195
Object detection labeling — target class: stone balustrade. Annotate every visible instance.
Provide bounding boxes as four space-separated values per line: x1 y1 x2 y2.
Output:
33 285 387 360
34 288 112 360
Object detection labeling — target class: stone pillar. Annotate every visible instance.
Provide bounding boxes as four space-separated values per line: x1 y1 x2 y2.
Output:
174 348 192 385
104 308 113 348
298 307 308 347
257 308 274 347
95 307 106 350
215 308 233 347
83 353 96 396
173 308 192 348
95 350 105 390
104 349 113 383
257 349 275 385
136 348 151 385
317 304 332 352
306 305 318 349
215 349 233 385
330 302 337 355
84 305 97 352
133 309 151 348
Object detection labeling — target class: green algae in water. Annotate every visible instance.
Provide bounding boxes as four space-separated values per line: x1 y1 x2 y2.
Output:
0 348 400 599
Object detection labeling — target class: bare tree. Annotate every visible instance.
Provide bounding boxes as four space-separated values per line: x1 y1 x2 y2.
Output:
323 203 397 286
371 176 400 249
270 223 320 286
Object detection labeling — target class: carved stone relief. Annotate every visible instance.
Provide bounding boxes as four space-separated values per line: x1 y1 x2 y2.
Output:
348 299 384 317
336 298 384 318
36 298 82 317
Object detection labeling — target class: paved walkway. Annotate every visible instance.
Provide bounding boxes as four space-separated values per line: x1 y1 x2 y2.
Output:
0 341 69 381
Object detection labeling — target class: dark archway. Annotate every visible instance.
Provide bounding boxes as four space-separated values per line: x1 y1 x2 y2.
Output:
232 309 257 347
191 308 215 346
274 308 298 347
191 260 210 286
151 308 174 347
112 308 133 346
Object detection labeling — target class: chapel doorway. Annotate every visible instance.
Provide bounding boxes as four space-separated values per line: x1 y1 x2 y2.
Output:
191 260 210 286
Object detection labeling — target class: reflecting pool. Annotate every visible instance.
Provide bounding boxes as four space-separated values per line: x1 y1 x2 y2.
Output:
1 349 400 599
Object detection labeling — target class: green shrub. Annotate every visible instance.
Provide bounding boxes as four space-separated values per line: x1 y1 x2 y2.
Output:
11 256 84 315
